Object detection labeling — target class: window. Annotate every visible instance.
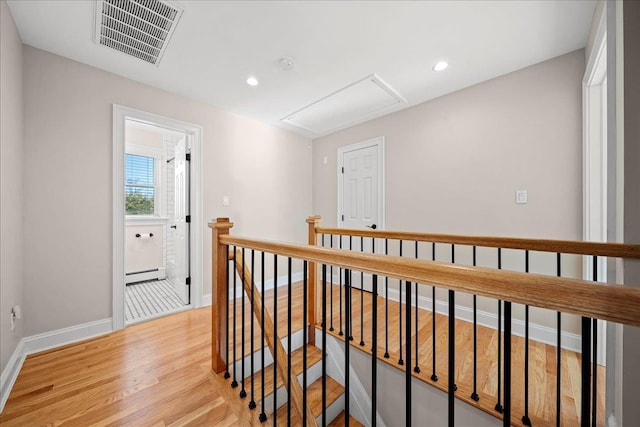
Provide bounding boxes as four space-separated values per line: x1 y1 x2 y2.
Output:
125 153 157 215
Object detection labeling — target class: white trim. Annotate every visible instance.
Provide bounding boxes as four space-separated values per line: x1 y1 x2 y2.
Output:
0 341 26 413
0 319 113 413
582 10 608 364
22 318 113 355
337 137 385 230
384 286 582 353
202 293 212 307
317 330 385 427
113 105 204 331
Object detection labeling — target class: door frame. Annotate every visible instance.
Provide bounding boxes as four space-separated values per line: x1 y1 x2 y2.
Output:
336 136 385 230
582 9 607 364
112 105 204 331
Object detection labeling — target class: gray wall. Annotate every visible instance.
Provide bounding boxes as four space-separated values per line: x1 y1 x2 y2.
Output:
22 46 312 336
622 1 640 425
0 0 24 374
312 50 585 332
313 50 583 238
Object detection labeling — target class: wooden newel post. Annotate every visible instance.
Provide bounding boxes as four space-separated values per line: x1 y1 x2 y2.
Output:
306 215 322 345
209 217 233 373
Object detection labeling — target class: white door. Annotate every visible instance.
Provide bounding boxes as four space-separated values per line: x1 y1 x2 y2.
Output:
338 137 384 290
172 136 190 304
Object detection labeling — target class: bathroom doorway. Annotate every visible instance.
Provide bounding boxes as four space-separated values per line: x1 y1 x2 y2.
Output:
112 105 203 330
123 120 189 324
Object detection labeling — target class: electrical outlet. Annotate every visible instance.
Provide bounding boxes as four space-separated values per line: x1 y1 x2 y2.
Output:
10 305 21 332
516 190 528 204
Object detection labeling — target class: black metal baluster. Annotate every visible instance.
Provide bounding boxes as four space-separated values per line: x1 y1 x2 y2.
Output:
372 274 378 427
592 256 598 427
522 250 531 426
414 241 420 374
272 254 278 425
287 258 292 426
339 235 344 337
240 248 247 399
503 301 512 427
360 236 365 346
259 252 267 423
557 253 562 427
398 240 404 366
232 246 238 389
581 317 592 427
345 269 351 425
349 236 353 342
471 246 479 402
431 242 438 382
330 236 334 332
406 280 412 427
303 261 308 427
448 289 455 427
249 250 256 409
322 264 327 427
384 239 390 359
225 244 231 380
320 233 324 332
495 248 503 413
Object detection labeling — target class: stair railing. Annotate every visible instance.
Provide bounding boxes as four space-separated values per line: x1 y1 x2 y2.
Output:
308 216 640 426
210 217 640 426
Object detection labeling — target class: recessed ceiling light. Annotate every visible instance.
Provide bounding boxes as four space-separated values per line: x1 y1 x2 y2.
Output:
246 76 259 86
433 61 449 72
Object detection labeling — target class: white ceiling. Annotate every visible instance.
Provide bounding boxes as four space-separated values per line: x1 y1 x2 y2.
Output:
7 0 596 139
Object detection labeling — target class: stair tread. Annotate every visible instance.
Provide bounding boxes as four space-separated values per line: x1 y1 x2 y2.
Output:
327 410 365 427
275 375 344 424
240 344 323 398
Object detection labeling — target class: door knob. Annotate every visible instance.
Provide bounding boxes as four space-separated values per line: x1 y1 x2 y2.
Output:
366 224 377 230
170 225 177 229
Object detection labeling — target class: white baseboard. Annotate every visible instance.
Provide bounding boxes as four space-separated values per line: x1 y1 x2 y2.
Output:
22 318 113 355
202 293 212 307
0 318 113 414
384 287 581 353
0 340 26 413
125 268 166 285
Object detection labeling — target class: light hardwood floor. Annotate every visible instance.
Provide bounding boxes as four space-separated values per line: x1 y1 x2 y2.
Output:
1 282 603 426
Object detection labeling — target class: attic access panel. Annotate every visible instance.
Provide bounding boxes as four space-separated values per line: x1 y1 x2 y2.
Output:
94 0 183 66
282 74 406 136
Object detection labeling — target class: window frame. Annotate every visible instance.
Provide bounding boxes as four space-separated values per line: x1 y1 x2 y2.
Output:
125 143 166 218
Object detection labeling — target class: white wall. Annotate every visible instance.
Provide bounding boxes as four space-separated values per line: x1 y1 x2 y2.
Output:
0 0 24 374
22 46 312 336
313 50 585 334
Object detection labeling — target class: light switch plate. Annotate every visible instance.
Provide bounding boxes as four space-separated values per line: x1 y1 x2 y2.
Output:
516 190 528 204
222 196 230 206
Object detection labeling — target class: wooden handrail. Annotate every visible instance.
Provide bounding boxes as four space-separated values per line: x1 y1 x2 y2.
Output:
316 226 640 258
220 234 640 328
233 250 318 427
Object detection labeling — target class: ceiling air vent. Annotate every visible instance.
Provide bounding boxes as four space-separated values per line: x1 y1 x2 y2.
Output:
94 0 183 66
282 74 406 136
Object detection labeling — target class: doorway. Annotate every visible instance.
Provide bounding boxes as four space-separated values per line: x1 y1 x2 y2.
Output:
123 120 189 324
337 136 385 291
113 105 203 330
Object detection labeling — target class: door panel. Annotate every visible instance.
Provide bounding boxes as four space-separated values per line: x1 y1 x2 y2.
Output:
172 136 190 304
341 144 381 291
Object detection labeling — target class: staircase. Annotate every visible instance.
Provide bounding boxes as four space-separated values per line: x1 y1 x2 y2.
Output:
223 248 363 426
228 337 361 426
